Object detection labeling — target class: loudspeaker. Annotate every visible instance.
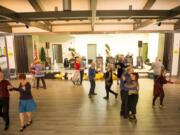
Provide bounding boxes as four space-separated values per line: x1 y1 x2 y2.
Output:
138 41 142 48
46 42 50 49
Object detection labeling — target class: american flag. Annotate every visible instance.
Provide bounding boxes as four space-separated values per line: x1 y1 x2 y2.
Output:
34 41 38 60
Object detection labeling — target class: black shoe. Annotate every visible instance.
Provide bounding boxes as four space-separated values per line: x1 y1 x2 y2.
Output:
103 96 109 100
133 115 137 120
88 95 92 98
26 120 32 126
115 94 118 99
72 81 75 85
128 114 134 120
19 125 26 132
120 112 124 116
92 93 97 95
131 115 137 122
4 125 9 131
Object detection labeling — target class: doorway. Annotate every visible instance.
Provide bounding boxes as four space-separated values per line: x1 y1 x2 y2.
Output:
52 44 63 63
87 44 97 63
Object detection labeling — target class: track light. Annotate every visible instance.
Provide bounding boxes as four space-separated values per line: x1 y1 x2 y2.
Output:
158 22 161 26
25 24 29 29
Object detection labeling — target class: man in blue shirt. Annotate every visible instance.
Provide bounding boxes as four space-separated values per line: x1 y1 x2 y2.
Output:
88 62 97 98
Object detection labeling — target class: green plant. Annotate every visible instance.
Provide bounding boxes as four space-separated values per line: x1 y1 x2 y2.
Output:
105 44 110 51
105 44 111 57
40 47 46 62
68 47 76 58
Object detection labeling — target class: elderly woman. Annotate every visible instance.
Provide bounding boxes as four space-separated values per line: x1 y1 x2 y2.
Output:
33 60 46 89
103 64 118 100
88 62 97 98
10 74 36 132
120 66 134 118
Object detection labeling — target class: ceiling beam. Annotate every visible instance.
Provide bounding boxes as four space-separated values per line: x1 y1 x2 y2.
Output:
90 0 97 31
143 0 156 10
63 0 71 11
27 0 51 26
134 0 156 30
0 9 179 22
28 0 42 12
0 5 52 32
28 22 52 31
0 5 19 19
134 6 180 30
174 20 180 30
4 10 178 19
1 16 180 22
0 23 12 33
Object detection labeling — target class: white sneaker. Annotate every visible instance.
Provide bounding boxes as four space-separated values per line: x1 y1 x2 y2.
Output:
159 105 165 109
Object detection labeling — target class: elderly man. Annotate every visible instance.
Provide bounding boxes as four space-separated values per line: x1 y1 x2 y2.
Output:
88 62 97 98
0 71 12 130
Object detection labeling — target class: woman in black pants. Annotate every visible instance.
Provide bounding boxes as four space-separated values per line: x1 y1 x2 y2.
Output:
125 73 139 121
103 65 118 100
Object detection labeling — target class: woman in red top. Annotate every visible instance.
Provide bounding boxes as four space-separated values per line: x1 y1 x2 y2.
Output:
72 57 81 85
74 57 80 70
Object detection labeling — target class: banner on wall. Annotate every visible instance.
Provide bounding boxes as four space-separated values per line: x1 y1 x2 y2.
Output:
0 37 8 70
6 36 15 69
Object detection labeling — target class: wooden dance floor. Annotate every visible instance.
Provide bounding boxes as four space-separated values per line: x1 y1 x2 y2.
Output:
1 79 180 135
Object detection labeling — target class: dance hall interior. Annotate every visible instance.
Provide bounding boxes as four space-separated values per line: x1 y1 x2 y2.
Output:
0 0 180 135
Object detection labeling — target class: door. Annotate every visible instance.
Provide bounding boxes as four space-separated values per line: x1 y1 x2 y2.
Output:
14 36 29 73
52 44 63 63
87 44 97 63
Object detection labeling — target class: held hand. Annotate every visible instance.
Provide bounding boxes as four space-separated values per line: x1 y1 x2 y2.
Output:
167 79 174 84
122 76 125 81
168 78 171 82
22 86 26 90
7 85 13 90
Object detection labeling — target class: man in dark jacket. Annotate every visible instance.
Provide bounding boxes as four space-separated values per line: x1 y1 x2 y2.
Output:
0 71 12 130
